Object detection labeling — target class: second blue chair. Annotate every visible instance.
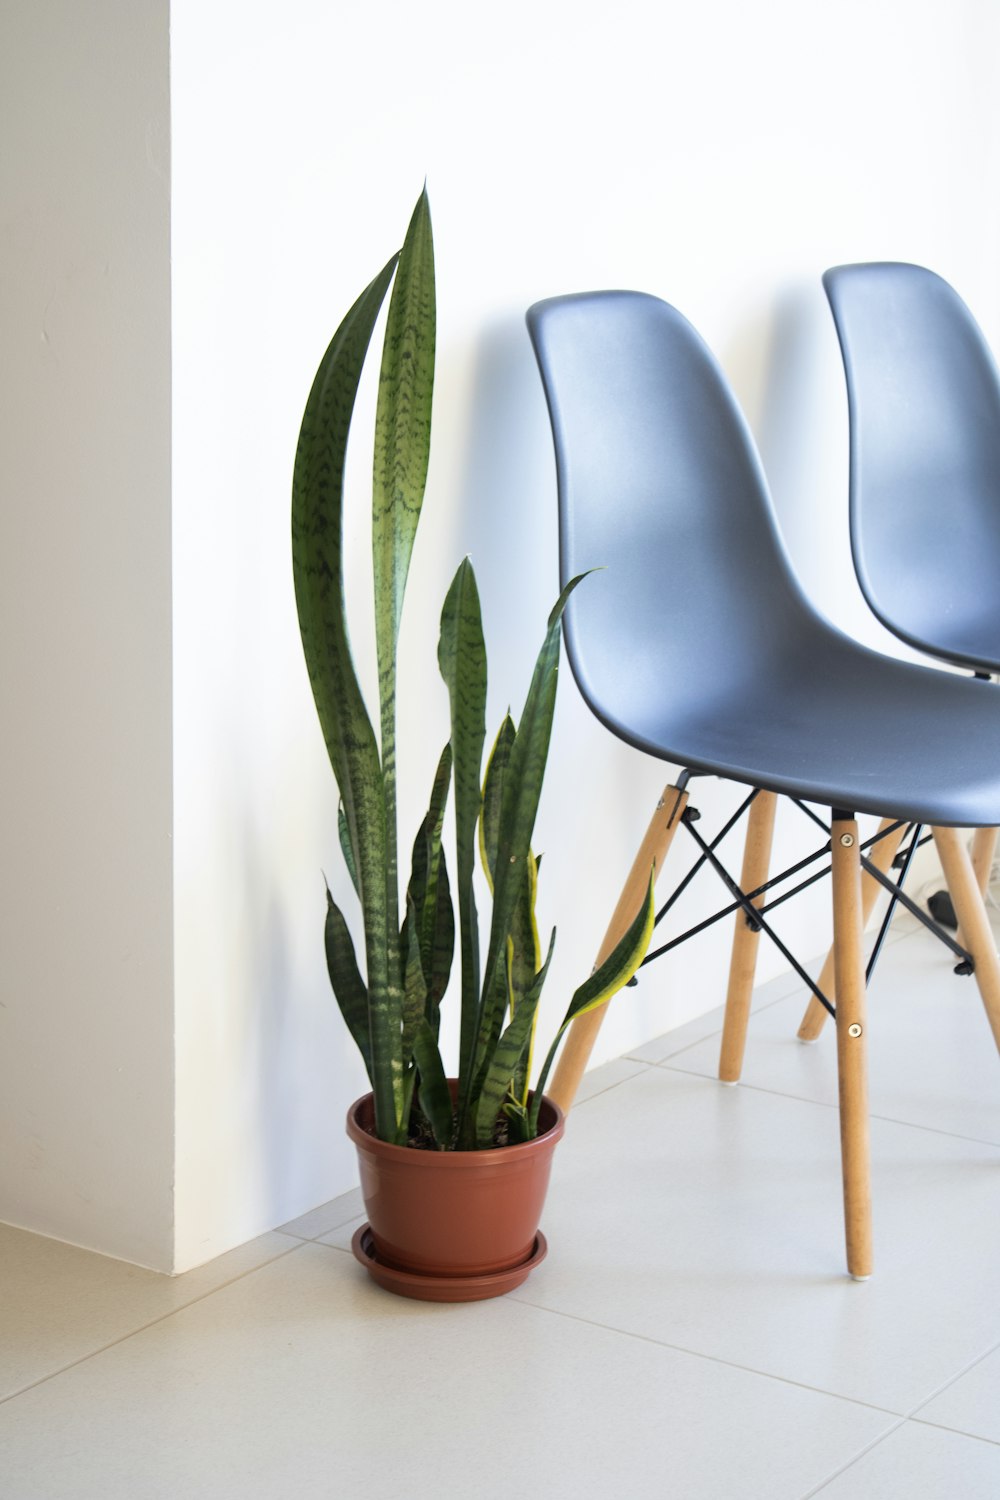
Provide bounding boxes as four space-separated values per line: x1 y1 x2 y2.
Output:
798 261 1000 1041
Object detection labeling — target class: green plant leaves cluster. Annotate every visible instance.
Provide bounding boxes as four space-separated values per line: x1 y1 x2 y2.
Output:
293 188 654 1150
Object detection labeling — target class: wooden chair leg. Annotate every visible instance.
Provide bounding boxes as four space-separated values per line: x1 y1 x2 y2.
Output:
547 783 689 1114
934 827 1000 1056
831 814 873 1280
798 817 905 1042
955 825 998 950
970 825 998 894
719 791 777 1082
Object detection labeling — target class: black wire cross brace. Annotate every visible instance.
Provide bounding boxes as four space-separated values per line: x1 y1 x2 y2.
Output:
633 788 974 1021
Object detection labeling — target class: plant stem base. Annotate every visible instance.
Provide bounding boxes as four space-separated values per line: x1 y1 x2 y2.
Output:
350 1224 548 1302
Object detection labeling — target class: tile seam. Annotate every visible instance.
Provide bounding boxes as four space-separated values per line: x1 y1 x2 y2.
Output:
505 1292 906 1418
0 1239 305 1409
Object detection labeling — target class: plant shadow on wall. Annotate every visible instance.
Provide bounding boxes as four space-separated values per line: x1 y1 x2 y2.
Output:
291 189 655 1300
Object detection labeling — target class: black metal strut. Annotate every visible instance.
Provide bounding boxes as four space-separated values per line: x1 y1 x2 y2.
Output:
632 779 974 1016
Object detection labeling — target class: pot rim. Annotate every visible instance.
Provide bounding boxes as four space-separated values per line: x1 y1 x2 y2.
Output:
346 1088 565 1166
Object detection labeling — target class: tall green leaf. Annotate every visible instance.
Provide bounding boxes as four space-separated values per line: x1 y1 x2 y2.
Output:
337 802 359 896
476 575 589 1077
373 189 436 980
530 868 656 1133
509 851 542 1103
480 715 542 1103
407 741 452 1008
404 743 453 1023
292 255 403 1141
438 559 487 1113
401 896 428 1063
420 850 454 1038
479 715 516 889
457 939 513 1149
474 930 556 1145
420 747 455 1030
324 885 372 1085
412 1018 453 1148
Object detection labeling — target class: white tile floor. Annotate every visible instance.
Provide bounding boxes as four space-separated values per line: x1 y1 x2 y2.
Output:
3 913 1000 1498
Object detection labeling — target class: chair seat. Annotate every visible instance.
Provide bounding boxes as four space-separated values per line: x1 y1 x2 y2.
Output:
584 614 1000 828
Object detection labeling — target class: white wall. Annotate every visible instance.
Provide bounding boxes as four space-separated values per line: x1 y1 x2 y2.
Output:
0 2 174 1268
6 0 994 1273
170 0 1000 1268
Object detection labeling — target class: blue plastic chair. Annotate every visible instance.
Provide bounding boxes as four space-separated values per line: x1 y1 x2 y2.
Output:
527 289 1000 1279
796 263 1000 1042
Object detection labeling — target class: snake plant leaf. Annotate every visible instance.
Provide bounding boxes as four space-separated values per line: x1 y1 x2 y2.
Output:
401 896 428 1063
560 873 655 1018
502 1098 531 1144
373 189 436 944
509 850 543 1104
438 558 487 1111
530 867 656 1133
478 574 589 1070
424 850 454 1036
417 744 453 994
402 738 449 908
292 254 402 1141
474 929 556 1145
480 716 541 1104
324 884 372 1084
399 1068 417 1148
400 743 455 1040
412 1018 453 1149
460 937 515 1145
337 802 359 896
479 714 516 890
373 187 435 686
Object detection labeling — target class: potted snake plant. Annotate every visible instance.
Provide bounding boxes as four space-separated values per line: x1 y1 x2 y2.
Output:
292 189 653 1301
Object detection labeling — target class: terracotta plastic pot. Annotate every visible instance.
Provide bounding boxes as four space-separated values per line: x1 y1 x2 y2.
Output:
346 1085 564 1302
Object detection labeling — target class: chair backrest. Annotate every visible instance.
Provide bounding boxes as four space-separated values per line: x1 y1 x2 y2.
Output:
526 290 821 756
823 262 1000 672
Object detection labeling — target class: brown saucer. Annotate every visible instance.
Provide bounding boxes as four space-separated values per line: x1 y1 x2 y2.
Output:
350 1224 548 1302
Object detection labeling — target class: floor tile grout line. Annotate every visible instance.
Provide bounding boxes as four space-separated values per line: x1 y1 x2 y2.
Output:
901 1331 1000 1426
909 1416 1000 1448
0 1239 308 1410
797 1418 911 1500
799 1412 1000 1498
571 1065 652 1110
650 1064 1000 1150
273 1220 360 1243
623 984 802 1068
505 1290 905 1421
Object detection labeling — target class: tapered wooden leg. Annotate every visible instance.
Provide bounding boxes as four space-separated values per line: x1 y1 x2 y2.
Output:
831 815 873 1280
935 827 1000 1056
797 822 905 1044
548 783 689 1114
719 791 778 1082
970 826 998 894
955 826 999 950
797 817 906 1042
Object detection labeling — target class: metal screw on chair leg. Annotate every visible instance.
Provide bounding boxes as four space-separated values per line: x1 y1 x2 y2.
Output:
840 833 855 847
847 1022 863 1037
